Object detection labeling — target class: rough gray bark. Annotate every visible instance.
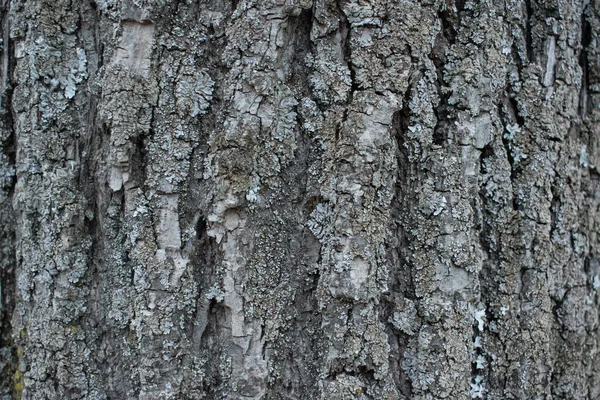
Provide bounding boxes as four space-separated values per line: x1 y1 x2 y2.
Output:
1 0 600 398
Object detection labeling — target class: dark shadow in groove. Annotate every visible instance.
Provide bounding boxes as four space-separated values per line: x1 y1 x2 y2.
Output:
578 8 591 117
525 0 534 62
0 0 17 395
383 106 420 397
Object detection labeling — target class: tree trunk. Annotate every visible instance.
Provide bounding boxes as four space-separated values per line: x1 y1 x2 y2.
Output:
1 0 600 398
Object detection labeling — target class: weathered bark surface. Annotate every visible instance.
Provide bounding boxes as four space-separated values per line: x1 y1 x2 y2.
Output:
1 0 600 398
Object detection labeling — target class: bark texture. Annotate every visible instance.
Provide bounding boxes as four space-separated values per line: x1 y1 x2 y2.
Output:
1 0 600 399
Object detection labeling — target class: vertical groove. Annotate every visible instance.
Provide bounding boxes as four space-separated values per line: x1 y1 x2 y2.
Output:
0 0 16 395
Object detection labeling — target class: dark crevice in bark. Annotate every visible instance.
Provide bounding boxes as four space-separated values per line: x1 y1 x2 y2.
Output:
81 108 101 287
278 228 322 397
524 0 534 62
432 107 451 146
129 134 148 191
202 297 218 343
500 134 516 181
0 166 16 396
498 98 522 211
198 299 229 397
476 133 510 397
508 95 525 127
549 177 561 248
266 25 325 392
177 6 233 393
578 7 591 118
430 31 448 87
82 0 103 78
438 9 458 47
331 365 376 381
0 0 16 395
258 7 324 394
188 208 225 396
381 275 413 397
192 212 220 278
385 102 419 397
391 105 417 303
430 11 456 147
479 143 493 175
583 255 593 291
511 37 525 75
550 290 566 338
391 328 413 397
89 109 137 397
338 4 358 99
195 213 208 240
477 143 499 258
287 7 313 97
0 0 11 100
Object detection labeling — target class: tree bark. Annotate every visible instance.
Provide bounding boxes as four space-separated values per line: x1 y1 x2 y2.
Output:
1 0 600 398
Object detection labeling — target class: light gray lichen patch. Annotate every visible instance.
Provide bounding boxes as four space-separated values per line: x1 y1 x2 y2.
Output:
63 48 87 99
175 67 215 117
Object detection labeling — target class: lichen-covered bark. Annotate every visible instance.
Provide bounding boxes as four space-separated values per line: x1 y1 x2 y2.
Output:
1 0 600 399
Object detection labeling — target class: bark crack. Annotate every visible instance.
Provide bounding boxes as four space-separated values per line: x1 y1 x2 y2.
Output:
0 0 16 396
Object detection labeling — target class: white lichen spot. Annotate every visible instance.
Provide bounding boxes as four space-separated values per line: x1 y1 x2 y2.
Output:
470 375 485 399
203 156 213 179
470 305 486 331
475 354 487 369
64 84 77 99
206 286 225 302
593 275 600 290
175 69 215 117
307 202 332 240
129 228 140 245
246 178 260 203
512 146 528 163
63 48 88 99
389 299 419 336
433 196 447 216
133 204 148 217
580 145 594 169
504 124 520 141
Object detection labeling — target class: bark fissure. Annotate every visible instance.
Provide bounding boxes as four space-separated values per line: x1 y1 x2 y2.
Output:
525 0 534 62
579 6 591 118
0 0 16 394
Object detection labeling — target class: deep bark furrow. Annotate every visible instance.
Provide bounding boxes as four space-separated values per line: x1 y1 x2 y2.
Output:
0 1 16 397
